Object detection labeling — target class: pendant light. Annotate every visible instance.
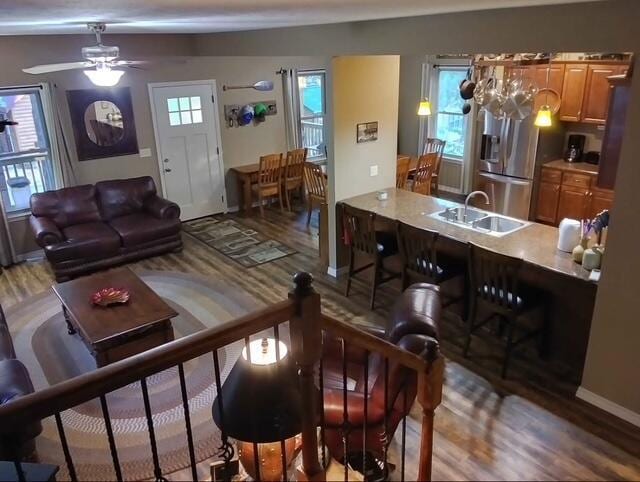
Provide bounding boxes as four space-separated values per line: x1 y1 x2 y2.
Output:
534 55 553 128
417 99 432 116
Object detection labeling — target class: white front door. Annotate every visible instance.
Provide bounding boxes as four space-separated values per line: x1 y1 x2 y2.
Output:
149 81 226 220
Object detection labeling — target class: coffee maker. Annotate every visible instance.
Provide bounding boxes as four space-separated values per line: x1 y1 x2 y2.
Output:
565 134 586 162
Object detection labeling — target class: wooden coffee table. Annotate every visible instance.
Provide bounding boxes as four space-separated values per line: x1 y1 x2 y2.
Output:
52 267 178 368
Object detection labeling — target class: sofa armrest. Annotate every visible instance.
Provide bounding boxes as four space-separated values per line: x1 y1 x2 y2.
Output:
322 389 385 427
0 305 16 361
145 196 181 220
29 215 63 248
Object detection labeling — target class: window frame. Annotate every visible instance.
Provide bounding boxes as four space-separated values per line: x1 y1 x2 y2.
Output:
429 65 470 163
296 69 327 161
0 84 61 217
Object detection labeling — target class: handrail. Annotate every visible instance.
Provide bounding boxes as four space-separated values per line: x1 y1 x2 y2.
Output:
0 150 49 164
320 313 433 373
0 299 296 433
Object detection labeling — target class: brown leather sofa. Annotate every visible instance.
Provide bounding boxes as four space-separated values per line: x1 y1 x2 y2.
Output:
0 304 42 460
322 283 441 468
30 176 182 281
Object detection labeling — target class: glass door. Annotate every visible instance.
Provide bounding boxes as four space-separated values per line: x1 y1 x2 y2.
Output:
0 86 57 215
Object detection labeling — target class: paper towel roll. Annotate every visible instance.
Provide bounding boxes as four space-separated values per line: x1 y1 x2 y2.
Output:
557 218 581 252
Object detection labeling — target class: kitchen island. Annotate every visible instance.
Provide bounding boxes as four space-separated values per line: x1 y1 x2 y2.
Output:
340 188 597 381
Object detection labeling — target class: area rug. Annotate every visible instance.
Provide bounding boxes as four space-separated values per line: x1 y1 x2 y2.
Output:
182 216 297 267
5 270 266 481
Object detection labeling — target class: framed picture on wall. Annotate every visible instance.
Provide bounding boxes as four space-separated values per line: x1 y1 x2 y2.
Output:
356 121 378 143
66 87 139 161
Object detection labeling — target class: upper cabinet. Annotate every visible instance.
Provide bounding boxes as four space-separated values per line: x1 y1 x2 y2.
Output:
581 64 625 124
558 62 628 124
559 64 588 122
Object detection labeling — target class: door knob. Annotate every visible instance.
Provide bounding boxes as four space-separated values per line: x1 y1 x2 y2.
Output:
164 168 172 173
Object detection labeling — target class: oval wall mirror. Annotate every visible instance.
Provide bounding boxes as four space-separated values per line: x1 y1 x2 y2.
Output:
84 101 124 146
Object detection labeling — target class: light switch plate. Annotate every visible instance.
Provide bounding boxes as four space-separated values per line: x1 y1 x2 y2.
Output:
370 165 378 177
139 148 152 158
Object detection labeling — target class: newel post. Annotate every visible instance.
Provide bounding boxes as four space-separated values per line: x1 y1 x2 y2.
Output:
416 355 445 482
289 272 323 477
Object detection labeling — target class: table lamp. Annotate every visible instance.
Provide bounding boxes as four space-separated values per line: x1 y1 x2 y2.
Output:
212 337 303 480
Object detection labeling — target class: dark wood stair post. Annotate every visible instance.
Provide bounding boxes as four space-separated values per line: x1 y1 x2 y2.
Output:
289 272 323 479
416 356 444 482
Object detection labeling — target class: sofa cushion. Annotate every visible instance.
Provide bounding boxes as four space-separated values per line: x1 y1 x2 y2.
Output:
96 176 157 220
109 213 181 247
48 222 122 263
30 184 101 228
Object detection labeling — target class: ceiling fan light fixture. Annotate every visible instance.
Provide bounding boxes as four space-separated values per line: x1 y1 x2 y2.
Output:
84 67 124 87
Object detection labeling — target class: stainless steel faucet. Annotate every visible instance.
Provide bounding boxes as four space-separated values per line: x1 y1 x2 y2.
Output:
464 191 490 221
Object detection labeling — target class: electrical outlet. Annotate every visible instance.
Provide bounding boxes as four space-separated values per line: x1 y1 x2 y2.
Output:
370 165 378 177
139 148 152 158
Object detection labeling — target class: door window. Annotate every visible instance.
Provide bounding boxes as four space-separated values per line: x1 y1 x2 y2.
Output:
0 88 57 214
167 96 203 126
433 68 469 159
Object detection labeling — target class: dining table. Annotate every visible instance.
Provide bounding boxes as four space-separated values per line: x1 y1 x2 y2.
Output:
230 159 327 212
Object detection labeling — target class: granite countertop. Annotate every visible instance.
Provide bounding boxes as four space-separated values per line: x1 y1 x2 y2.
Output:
341 188 594 283
544 159 599 174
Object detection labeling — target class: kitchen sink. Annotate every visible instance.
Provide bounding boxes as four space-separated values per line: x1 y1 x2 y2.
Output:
436 207 486 223
430 207 530 237
471 216 526 233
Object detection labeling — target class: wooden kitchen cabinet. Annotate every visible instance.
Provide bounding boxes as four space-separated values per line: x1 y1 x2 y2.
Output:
536 181 561 224
533 64 565 95
559 64 588 122
557 185 589 221
598 76 631 189
587 188 614 219
581 64 623 124
535 166 614 225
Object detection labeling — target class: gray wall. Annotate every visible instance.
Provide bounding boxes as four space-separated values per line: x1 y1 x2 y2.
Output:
191 0 640 419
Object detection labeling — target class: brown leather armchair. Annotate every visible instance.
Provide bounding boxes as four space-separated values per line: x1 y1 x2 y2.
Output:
321 283 442 465
0 304 42 460
29 176 182 281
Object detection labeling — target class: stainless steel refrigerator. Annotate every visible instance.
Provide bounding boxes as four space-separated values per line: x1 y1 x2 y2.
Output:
474 111 564 220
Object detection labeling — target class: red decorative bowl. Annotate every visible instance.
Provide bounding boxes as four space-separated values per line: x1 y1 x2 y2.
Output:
91 287 130 307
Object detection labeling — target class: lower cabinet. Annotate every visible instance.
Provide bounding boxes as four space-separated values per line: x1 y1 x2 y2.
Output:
535 167 614 225
557 185 589 221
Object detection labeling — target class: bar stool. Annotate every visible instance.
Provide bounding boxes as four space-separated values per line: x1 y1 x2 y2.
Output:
396 221 466 307
464 243 547 378
343 205 400 310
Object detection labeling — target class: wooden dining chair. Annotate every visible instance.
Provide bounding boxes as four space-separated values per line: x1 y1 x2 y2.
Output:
396 155 411 189
283 148 307 211
465 243 548 378
252 153 283 217
412 153 438 196
303 162 327 225
342 205 400 310
422 138 446 196
396 221 466 306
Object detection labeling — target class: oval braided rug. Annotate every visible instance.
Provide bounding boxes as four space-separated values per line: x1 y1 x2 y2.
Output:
5 270 264 481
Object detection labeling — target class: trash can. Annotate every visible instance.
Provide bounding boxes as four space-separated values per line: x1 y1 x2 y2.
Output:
7 176 32 210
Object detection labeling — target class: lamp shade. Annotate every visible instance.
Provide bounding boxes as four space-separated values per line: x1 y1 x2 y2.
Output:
417 100 432 116
84 68 124 87
212 338 305 443
534 105 553 127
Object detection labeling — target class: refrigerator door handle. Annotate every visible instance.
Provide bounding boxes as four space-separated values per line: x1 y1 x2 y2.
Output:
479 171 532 186
498 117 507 173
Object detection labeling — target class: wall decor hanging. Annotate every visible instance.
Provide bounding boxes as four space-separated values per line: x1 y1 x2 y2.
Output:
224 101 277 127
357 121 378 143
66 87 138 161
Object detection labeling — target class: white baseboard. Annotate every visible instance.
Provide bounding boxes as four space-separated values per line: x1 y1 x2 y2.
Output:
576 386 640 427
327 266 348 278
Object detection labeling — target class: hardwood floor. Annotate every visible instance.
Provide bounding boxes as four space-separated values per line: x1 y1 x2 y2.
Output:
2 205 640 480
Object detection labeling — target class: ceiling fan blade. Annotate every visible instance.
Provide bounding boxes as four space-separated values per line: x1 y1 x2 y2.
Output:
113 60 149 67
23 61 91 74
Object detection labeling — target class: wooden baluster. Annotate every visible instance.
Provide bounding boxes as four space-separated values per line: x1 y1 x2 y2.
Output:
416 357 445 482
289 272 323 479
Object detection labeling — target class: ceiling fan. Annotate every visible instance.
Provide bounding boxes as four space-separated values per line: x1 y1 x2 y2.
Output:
22 23 146 86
